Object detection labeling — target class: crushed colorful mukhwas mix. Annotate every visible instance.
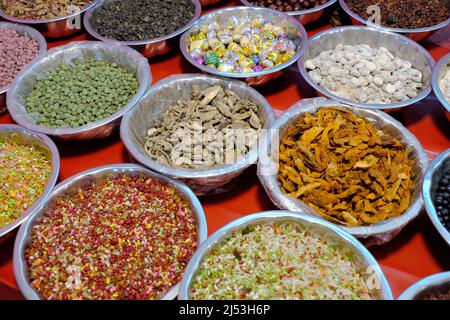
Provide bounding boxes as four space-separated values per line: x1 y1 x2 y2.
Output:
190 222 373 300
0 141 51 229
25 174 198 300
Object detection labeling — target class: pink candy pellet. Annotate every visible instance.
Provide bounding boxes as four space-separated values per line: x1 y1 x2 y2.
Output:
195 57 204 65
0 29 40 88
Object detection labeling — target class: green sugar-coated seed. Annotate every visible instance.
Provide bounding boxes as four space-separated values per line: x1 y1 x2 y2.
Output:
25 59 139 129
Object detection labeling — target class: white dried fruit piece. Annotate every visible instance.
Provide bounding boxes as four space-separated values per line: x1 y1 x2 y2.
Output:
440 68 450 103
144 85 262 169
305 44 423 104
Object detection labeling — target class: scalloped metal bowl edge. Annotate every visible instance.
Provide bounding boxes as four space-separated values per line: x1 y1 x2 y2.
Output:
422 148 450 246
13 163 208 300
257 99 429 242
432 53 450 121
339 0 450 42
180 6 308 86
0 124 60 239
239 0 338 25
120 74 276 195
83 0 202 58
298 26 435 110
179 210 393 300
398 272 450 300
6 41 152 140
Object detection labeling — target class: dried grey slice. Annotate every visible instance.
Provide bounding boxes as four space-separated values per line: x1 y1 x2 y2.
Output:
143 85 262 169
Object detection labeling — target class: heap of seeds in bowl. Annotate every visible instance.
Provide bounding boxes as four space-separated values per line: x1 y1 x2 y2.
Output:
440 67 450 104
186 16 299 73
0 28 40 88
0 140 52 229
144 85 262 169
278 107 415 226
91 0 196 41
25 174 198 300
432 166 450 232
190 221 373 300
25 60 139 128
305 44 423 104
345 0 450 29
1 0 94 20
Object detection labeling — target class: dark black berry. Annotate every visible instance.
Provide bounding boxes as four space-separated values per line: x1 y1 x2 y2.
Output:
433 168 450 232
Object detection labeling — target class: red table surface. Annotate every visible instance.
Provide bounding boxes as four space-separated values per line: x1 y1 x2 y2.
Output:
0 0 449 300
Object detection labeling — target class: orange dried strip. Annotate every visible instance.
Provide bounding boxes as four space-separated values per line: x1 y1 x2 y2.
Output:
278 107 415 227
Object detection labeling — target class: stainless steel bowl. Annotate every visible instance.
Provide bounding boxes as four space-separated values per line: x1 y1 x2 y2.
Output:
298 26 435 110
180 6 308 87
423 148 450 246
0 0 101 38
0 22 47 114
7 41 152 141
432 53 450 122
339 0 450 42
84 0 202 58
257 98 429 244
200 0 223 6
239 0 338 25
179 210 393 300
13 163 208 300
398 272 450 300
121 74 276 195
0 124 60 239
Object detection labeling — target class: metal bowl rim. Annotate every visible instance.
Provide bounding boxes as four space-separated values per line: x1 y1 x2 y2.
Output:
239 0 338 16
180 6 308 79
83 0 202 46
398 271 450 300
0 124 60 239
0 0 102 24
0 22 48 95
339 0 450 34
6 41 151 137
178 210 393 300
422 148 450 246
13 163 208 300
259 99 428 237
297 26 435 110
120 73 276 179
431 52 450 113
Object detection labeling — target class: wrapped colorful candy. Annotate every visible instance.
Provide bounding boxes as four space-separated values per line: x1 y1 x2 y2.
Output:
185 17 299 73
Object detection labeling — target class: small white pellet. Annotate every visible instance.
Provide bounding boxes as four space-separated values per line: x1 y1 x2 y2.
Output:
440 67 450 103
305 44 423 105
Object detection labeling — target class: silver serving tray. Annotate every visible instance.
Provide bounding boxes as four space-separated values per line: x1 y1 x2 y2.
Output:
7 41 152 140
180 6 308 86
398 272 450 300
257 98 429 244
339 0 450 42
0 22 47 114
13 163 208 300
84 0 202 58
239 0 338 25
298 26 435 110
422 148 450 246
432 53 450 121
179 210 393 300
